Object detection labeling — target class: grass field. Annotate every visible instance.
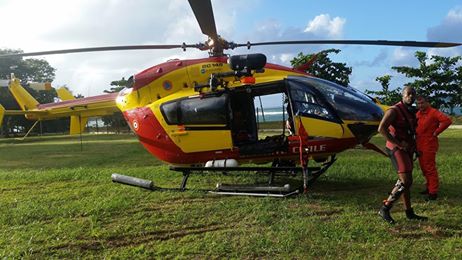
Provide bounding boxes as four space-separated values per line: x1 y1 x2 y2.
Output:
1 131 461 258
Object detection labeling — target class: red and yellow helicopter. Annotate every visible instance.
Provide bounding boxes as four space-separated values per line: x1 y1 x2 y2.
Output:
1 77 118 136
1 0 460 194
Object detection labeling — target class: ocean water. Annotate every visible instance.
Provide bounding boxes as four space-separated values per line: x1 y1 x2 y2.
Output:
255 107 287 122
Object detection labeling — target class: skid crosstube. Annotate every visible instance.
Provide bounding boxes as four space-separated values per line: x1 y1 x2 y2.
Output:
170 157 336 195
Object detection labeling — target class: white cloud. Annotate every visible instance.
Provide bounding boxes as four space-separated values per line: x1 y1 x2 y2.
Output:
421 7 462 67
304 14 346 38
391 47 417 67
427 6 462 42
278 53 294 65
427 47 462 59
240 13 347 67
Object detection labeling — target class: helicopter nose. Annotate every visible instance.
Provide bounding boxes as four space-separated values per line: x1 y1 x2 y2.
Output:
347 122 379 144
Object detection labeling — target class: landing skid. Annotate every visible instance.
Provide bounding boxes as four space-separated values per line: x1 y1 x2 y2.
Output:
211 183 299 197
111 156 336 197
209 190 300 198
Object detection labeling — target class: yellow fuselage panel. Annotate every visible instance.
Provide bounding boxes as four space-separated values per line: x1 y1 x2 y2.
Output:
377 103 391 112
253 68 304 84
296 117 380 139
117 60 306 112
170 129 232 153
117 62 233 111
297 116 345 138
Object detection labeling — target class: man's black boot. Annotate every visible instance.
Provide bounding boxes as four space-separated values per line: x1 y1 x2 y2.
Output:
405 208 428 221
419 189 429 195
378 204 395 224
426 193 437 201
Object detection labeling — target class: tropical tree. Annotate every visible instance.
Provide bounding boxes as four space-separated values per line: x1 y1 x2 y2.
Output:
102 77 129 132
0 49 59 136
392 51 461 111
366 75 402 105
290 49 352 87
0 49 55 82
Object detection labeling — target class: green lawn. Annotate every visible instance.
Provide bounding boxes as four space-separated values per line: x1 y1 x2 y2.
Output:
0 131 461 258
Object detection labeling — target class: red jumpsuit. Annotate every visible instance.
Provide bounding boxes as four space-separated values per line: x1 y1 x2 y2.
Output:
416 107 452 195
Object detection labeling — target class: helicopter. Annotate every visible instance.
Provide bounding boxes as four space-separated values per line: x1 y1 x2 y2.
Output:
0 77 118 136
1 0 460 195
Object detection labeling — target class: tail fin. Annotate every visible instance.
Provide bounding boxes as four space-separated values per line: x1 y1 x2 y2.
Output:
0 104 5 127
56 86 76 101
69 116 88 135
8 78 39 111
56 86 88 135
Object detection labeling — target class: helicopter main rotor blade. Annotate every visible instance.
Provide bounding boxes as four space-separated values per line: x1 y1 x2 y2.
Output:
188 0 218 40
0 44 201 58
234 40 461 49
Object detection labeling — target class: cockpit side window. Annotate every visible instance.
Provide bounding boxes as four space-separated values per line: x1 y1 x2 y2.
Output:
289 82 336 121
289 76 384 121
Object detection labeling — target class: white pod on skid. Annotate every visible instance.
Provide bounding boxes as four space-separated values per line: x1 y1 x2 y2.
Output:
205 159 239 168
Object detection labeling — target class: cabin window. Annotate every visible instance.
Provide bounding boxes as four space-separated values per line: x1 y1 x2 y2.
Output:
161 101 180 125
161 95 228 125
294 77 384 121
289 83 336 121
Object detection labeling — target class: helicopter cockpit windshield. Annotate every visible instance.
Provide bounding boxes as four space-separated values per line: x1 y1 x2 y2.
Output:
288 76 383 122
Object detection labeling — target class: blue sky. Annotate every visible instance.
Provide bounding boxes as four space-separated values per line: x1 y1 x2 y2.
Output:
0 0 461 102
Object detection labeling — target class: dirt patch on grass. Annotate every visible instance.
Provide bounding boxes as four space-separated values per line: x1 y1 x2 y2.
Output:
390 224 454 238
46 223 230 253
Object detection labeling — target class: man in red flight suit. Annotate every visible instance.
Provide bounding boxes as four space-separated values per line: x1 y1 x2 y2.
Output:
416 96 452 200
378 86 427 224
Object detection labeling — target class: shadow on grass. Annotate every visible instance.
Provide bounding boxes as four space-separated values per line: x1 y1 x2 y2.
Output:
311 176 462 204
0 139 158 170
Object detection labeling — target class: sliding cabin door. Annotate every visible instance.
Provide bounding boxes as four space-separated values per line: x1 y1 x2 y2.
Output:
160 94 232 153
